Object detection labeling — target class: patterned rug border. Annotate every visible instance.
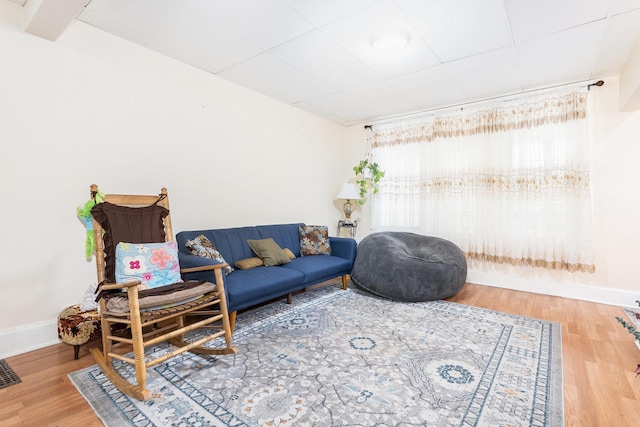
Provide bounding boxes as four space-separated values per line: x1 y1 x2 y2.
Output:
70 284 564 426
0 358 22 390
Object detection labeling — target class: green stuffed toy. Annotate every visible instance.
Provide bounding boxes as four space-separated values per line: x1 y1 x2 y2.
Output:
77 190 105 259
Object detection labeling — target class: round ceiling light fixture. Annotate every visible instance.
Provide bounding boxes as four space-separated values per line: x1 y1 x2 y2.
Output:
371 27 411 57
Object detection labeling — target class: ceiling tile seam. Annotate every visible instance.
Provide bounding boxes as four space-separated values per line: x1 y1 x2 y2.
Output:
278 0 318 30
74 0 92 19
75 8 228 73
501 0 518 55
172 1 309 75
212 26 331 77
513 16 610 44
439 44 516 65
590 15 622 79
312 26 406 86
392 0 453 66
611 7 640 17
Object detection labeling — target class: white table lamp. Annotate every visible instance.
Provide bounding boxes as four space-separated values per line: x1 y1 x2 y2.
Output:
335 183 361 221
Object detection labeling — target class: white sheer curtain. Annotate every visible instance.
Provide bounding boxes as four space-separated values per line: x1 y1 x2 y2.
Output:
371 85 595 273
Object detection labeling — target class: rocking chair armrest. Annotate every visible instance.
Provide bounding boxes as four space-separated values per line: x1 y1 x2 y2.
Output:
180 263 229 274
100 279 142 291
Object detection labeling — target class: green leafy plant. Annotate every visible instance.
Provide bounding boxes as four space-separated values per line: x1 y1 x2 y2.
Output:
353 159 385 205
615 300 640 376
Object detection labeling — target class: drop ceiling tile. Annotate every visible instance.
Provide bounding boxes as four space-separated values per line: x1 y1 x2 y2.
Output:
518 20 608 87
76 0 131 14
594 9 640 76
176 0 314 50
79 0 261 73
344 82 422 116
218 53 333 104
65 0 640 124
506 0 610 42
397 0 512 63
445 47 524 100
295 92 378 125
322 0 440 80
611 0 640 15
282 0 378 27
389 66 465 111
269 30 380 90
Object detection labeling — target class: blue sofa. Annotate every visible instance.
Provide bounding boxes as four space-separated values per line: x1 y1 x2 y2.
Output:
176 223 357 327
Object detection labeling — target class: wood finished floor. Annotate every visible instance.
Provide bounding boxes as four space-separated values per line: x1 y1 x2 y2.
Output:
1 282 639 427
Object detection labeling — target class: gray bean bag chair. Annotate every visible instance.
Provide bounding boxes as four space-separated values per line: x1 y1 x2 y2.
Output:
351 232 467 302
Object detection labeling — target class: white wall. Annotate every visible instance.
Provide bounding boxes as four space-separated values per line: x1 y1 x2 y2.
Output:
0 8 348 358
346 78 640 307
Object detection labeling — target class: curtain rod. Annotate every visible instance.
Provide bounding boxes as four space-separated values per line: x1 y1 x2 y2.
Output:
363 79 605 129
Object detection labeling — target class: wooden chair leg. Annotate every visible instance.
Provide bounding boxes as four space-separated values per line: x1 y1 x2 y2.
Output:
73 345 80 360
287 293 293 304
342 275 348 290
229 311 237 334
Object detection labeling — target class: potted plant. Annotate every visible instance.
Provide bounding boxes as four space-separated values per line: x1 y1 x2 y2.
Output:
353 159 385 205
615 301 640 376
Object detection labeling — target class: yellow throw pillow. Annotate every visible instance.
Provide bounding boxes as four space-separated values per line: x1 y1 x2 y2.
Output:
283 248 296 260
235 257 264 270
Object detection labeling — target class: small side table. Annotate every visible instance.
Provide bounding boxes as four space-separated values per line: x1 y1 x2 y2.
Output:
337 220 358 239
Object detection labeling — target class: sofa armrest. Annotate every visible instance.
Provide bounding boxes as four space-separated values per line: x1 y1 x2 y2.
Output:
329 237 357 266
178 252 225 281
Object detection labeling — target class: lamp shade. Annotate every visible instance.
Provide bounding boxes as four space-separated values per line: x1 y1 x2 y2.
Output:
335 183 361 200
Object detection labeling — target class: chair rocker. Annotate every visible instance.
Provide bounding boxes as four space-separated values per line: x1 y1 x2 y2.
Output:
88 184 237 401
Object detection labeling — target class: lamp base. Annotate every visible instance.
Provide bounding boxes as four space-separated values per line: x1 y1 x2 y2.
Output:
343 199 353 220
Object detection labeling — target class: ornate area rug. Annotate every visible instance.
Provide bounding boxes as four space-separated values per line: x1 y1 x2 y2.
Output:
69 285 563 426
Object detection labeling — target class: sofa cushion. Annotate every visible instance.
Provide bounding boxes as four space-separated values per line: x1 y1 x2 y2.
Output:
225 267 304 312
299 225 332 256
248 238 291 266
281 255 351 284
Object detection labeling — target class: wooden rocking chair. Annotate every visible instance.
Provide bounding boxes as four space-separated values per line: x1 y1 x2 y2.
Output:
88 184 237 401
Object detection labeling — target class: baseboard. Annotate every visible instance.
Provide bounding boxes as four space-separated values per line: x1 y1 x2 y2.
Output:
467 270 640 308
0 320 59 360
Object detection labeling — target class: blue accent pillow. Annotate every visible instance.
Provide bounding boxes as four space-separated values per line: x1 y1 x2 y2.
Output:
115 241 182 289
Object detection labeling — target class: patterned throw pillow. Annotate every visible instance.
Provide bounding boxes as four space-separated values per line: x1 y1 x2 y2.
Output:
299 225 332 256
115 241 182 289
185 234 234 275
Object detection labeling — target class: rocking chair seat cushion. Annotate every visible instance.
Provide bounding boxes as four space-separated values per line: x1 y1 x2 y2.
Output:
105 281 216 313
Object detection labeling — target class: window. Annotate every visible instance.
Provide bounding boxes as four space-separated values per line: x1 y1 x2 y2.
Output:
370 85 595 273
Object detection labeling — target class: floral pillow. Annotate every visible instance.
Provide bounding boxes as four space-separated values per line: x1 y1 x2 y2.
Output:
299 225 332 256
185 234 234 275
115 241 182 289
